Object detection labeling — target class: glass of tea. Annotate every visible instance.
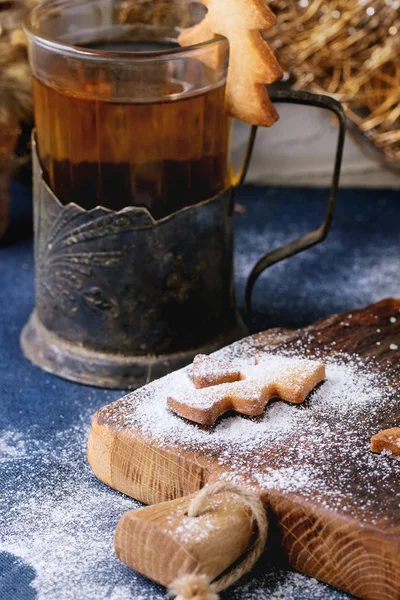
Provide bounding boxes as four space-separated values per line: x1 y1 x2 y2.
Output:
24 0 231 219
22 0 345 389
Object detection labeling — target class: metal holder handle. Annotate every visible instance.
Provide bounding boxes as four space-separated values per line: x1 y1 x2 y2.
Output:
235 89 346 320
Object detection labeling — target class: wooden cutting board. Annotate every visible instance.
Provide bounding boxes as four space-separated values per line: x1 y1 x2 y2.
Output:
88 299 400 600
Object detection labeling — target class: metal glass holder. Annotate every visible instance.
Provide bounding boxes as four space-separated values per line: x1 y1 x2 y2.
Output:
21 138 247 389
21 90 345 389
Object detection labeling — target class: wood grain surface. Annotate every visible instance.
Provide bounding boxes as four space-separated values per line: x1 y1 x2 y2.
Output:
88 299 400 600
115 491 255 588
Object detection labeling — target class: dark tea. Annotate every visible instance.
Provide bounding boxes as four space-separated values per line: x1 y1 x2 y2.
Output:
33 74 231 219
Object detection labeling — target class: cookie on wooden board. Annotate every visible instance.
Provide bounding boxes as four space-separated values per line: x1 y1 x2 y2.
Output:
168 355 325 425
371 427 400 457
193 354 244 388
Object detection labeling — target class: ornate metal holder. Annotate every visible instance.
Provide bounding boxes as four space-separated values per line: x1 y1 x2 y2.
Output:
21 90 345 389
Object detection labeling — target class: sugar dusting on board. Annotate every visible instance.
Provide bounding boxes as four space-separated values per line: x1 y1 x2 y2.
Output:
122 342 392 452
107 335 398 523
169 355 324 411
2 316 398 599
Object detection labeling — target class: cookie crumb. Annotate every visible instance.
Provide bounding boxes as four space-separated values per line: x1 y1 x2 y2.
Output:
371 428 400 457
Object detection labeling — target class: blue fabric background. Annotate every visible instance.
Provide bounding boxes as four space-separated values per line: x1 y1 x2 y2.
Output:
0 182 399 599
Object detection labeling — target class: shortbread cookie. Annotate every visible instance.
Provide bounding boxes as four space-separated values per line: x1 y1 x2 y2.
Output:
370 427 400 457
178 0 283 127
193 354 244 388
168 355 325 425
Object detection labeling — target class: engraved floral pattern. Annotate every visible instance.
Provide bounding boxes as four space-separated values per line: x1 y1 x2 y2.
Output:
36 205 141 318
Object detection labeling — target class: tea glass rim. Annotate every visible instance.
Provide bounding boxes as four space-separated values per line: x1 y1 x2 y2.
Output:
24 0 224 61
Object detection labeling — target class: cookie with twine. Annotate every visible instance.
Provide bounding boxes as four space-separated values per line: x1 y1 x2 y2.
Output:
168 355 325 425
178 0 283 127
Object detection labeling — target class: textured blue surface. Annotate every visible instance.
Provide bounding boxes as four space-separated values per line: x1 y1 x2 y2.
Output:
1 182 399 599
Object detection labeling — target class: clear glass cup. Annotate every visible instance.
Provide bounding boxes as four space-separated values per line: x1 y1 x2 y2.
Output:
24 0 231 219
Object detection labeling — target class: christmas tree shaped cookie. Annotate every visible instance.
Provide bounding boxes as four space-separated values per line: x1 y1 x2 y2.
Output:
179 0 283 127
168 354 325 425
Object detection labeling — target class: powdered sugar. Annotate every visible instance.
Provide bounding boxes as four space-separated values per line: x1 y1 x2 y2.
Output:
254 466 313 494
0 431 27 463
0 419 163 600
122 346 392 455
107 337 398 524
169 355 324 411
380 449 400 460
192 354 244 388
0 415 352 600
229 569 346 600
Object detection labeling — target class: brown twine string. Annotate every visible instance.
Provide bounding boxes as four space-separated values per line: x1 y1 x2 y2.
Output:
168 481 268 600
